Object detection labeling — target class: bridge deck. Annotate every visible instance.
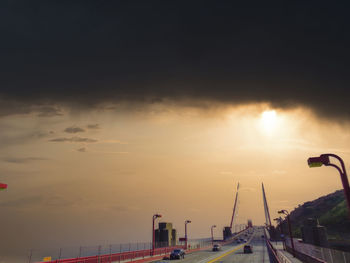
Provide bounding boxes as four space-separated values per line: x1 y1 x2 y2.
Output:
152 227 269 263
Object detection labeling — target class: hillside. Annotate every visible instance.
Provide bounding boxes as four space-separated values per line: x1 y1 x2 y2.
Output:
278 190 350 249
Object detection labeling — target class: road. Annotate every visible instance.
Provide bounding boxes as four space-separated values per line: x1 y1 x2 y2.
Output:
153 227 270 263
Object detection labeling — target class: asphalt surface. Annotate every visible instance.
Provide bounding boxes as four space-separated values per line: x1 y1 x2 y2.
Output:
154 227 270 263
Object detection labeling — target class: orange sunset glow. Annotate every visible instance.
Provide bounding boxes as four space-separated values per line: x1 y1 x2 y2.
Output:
2 2 350 262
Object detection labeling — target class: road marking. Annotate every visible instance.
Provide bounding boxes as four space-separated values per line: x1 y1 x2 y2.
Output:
206 244 245 263
206 231 256 263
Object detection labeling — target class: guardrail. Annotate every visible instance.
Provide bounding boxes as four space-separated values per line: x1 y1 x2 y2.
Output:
221 227 250 245
275 249 293 263
39 245 185 263
37 228 251 263
284 238 350 263
284 245 326 263
265 238 282 263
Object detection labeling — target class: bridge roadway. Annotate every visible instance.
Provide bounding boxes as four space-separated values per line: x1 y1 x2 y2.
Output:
153 227 270 263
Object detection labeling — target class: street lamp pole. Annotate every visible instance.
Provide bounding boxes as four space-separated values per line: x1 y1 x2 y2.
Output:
278 210 295 257
308 153 350 218
185 220 191 249
211 225 216 245
274 217 285 250
152 214 162 256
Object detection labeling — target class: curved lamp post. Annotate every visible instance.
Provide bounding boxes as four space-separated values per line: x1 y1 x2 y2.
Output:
308 153 350 218
152 214 162 256
0 183 7 191
185 220 191 249
278 210 295 257
211 225 216 245
274 217 285 250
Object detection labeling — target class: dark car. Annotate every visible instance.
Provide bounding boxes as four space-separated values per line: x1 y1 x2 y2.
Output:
212 244 221 251
244 245 253 254
170 249 185 259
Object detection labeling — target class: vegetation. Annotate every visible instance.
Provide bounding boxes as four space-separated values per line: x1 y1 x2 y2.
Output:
277 190 350 250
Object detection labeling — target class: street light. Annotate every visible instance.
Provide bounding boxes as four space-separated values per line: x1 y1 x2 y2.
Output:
152 214 162 256
185 220 191 249
307 153 350 218
211 225 216 245
273 217 284 235
274 217 285 250
0 183 7 191
278 210 295 257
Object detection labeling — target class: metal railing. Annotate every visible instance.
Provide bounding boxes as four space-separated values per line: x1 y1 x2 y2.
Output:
29 242 176 263
285 238 350 263
30 229 252 263
264 227 282 263
29 238 214 263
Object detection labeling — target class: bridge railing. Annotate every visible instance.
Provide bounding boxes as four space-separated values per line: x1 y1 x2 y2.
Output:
264 227 282 263
29 242 181 263
285 238 350 263
220 227 251 245
30 238 214 263
32 229 251 263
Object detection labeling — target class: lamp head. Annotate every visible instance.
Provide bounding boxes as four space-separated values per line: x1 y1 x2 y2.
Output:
308 154 330 168
185 220 191 224
0 183 8 190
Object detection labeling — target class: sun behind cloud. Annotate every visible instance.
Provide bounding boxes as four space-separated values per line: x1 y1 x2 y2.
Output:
260 110 277 135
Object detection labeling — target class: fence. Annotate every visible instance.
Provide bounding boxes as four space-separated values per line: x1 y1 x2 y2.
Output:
29 238 213 263
286 238 350 263
264 227 282 263
29 229 250 263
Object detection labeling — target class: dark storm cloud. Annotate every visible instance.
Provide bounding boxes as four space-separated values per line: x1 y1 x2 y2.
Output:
36 106 63 117
64 126 85 133
1 1 350 120
49 136 97 143
0 100 63 117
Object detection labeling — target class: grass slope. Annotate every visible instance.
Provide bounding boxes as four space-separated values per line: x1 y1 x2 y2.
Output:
279 190 350 251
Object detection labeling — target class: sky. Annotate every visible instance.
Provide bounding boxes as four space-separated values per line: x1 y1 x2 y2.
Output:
1 1 350 262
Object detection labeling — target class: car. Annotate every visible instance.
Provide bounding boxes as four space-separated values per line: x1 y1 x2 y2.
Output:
212 244 221 251
170 249 185 259
244 245 253 254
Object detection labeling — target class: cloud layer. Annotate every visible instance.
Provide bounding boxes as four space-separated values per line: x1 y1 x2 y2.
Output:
2 157 49 164
49 137 97 143
1 1 350 120
64 127 85 134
